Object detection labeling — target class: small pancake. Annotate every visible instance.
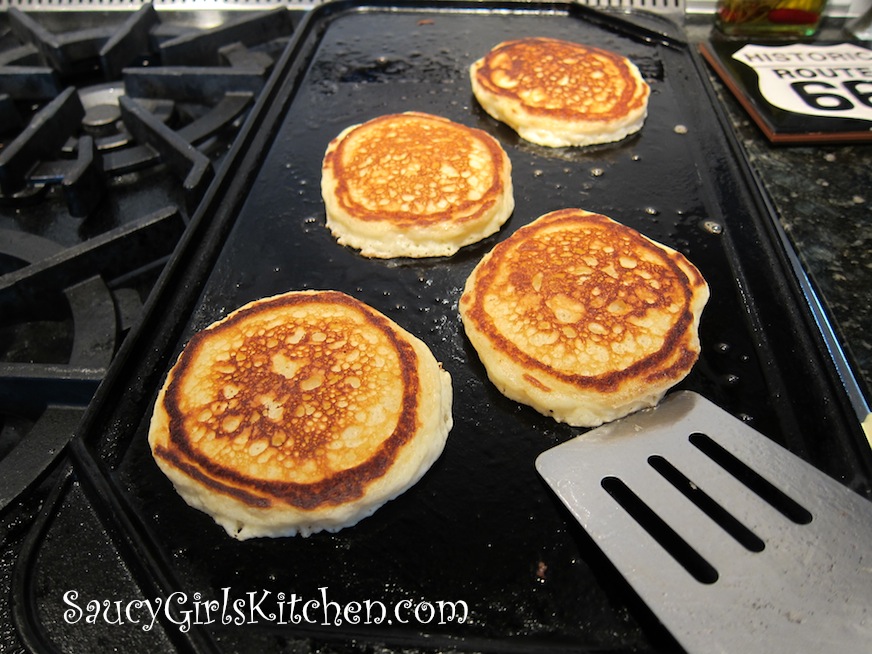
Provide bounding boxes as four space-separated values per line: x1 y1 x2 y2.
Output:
321 111 514 258
460 209 709 427
470 37 651 148
149 290 452 539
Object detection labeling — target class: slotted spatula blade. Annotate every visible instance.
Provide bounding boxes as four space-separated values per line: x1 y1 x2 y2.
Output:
536 391 872 654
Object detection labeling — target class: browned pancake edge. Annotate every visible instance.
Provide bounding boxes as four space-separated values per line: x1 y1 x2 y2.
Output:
152 290 421 511
322 111 510 227
471 37 650 124
460 209 707 394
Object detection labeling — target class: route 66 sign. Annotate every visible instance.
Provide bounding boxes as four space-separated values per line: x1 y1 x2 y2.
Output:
732 43 872 123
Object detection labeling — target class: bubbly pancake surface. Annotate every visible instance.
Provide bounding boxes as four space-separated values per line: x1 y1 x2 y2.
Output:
149 290 452 539
460 209 709 427
470 37 650 147
321 111 513 258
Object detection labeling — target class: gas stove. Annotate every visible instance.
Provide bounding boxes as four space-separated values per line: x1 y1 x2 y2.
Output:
1 10 303 650
0 4 300 518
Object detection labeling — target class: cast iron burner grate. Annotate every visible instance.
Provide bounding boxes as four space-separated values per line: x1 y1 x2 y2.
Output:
1 5 294 215
0 5 297 515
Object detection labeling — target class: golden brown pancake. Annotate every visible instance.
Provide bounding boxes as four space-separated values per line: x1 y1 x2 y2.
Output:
321 111 514 258
148 290 452 539
470 37 650 147
459 209 709 427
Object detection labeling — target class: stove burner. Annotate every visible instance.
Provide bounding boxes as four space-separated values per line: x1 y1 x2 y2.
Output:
0 205 186 513
0 231 114 513
0 4 297 521
80 82 126 134
83 102 122 131
0 6 293 218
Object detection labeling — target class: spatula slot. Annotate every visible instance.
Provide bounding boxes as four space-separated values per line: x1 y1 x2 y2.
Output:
688 432 813 525
601 476 719 585
647 455 766 553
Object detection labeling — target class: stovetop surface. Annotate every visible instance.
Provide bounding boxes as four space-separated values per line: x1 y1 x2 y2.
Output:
0 3 300 512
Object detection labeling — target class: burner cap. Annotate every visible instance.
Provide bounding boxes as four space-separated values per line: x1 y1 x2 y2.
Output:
83 103 122 131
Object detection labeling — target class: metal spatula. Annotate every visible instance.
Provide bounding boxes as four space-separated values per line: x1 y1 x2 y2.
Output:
536 391 872 654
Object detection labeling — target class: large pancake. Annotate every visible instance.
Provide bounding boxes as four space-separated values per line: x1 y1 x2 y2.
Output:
460 209 709 427
321 111 514 258
149 290 453 539
470 37 650 148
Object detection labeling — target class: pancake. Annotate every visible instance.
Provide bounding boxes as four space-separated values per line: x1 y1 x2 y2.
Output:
459 209 709 427
470 37 651 148
148 290 453 539
321 111 514 258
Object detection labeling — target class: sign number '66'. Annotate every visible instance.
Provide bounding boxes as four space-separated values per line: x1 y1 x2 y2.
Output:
791 80 872 112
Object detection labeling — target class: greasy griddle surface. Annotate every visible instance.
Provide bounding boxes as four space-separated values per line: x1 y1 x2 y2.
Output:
105 4 850 651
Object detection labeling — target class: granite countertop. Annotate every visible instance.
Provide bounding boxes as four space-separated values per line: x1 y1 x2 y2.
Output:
686 15 872 425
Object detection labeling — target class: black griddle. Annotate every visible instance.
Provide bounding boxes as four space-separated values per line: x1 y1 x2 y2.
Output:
12 2 872 652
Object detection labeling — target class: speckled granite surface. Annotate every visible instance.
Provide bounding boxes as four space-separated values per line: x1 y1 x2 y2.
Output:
688 17 872 412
